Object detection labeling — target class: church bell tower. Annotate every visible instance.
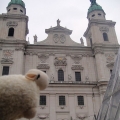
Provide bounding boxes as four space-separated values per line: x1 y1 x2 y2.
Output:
84 0 118 46
0 0 29 40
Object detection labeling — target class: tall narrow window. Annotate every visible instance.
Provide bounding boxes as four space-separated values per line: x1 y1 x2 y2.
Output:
78 96 84 105
59 96 65 105
103 33 108 41
8 28 14 37
2 66 9 75
40 95 46 105
110 69 112 75
75 72 81 81
90 38 93 47
58 70 64 81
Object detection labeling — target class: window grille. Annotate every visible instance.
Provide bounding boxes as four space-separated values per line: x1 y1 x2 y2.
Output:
59 96 65 105
58 70 64 81
75 72 81 81
2 66 9 75
78 96 84 105
40 96 46 105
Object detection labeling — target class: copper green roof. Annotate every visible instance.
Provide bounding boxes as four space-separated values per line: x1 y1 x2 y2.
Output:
8 0 25 8
88 1 105 15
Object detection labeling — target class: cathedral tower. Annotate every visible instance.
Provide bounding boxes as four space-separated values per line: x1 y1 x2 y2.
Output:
84 0 118 46
0 0 28 40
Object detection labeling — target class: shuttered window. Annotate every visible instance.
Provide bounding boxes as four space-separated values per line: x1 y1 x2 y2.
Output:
2 66 9 75
78 96 84 105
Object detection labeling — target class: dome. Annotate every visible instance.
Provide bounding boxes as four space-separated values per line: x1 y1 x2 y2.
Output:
88 2 105 15
8 0 25 8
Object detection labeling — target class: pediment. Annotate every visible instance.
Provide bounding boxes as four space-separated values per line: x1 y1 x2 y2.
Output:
45 26 72 35
1 58 13 64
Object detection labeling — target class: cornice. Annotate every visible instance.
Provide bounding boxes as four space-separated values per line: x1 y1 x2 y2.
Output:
0 14 28 20
84 19 116 37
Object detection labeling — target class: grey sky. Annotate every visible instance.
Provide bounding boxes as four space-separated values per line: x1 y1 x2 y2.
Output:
0 0 120 44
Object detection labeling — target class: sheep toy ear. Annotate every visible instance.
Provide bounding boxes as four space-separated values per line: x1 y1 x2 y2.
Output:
25 73 37 81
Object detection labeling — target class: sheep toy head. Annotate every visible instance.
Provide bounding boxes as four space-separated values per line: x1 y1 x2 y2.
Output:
25 69 49 90
0 69 49 120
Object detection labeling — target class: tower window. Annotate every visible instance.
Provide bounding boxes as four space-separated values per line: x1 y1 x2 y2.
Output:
20 10 23 13
2 66 9 75
77 96 84 105
75 72 81 81
58 70 64 81
92 14 95 17
40 95 46 105
13 8 17 10
98 13 101 16
103 33 109 41
8 28 14 37
59 96 65 105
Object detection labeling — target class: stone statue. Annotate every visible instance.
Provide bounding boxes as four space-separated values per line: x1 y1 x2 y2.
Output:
57 19 60 26
90 0 96 4
33 34 37 43
80 37 84 45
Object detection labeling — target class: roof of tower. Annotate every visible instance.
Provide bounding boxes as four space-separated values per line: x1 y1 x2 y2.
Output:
88 0 105 15
8 0 25 8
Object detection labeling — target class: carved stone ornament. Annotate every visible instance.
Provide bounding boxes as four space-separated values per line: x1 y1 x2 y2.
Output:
94 48 104 54
54 57 67 66
1 58 13 64
37 64 50 69
71 65 84 70
15 47 25 51
53 34 59 43
99 26 109 32
7 21 18 27
106 62 114 68
77 114 87 120
71 55 82 64
38 54 49 63
105 53 115 63
53 34 66 43
3 50 14 59
60 34 66 43
37 114 49 119
68 74 72 81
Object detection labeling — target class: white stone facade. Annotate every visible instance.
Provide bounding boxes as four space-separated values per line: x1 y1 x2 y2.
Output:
0 1 119 120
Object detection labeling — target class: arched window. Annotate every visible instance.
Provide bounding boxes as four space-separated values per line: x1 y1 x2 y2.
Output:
58 69 64 81
8 28 14 37
103 33 108 41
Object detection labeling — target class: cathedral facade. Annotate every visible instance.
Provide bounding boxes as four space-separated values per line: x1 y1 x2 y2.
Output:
0 0 119 120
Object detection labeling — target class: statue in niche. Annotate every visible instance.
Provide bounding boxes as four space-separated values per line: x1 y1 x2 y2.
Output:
51 74 54 81
68 74 72 81
90 0 96 4
57 19 60 26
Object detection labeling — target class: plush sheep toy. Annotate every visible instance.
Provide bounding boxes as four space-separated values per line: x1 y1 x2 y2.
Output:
0 69 49 120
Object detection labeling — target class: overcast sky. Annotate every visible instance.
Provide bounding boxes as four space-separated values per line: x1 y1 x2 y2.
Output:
0 0 120 44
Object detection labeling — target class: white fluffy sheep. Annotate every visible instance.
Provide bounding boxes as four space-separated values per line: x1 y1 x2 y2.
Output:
0 69 49 120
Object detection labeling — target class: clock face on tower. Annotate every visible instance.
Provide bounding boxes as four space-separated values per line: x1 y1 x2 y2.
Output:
60 34 66 43
53 34 59 43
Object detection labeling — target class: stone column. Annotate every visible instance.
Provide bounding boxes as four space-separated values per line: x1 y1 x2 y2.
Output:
69 94 76 119
94 49 105 81
87 95 94 120
49 94 56 120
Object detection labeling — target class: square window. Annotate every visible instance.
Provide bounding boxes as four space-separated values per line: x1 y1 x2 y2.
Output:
78 96 84 105
59 96 65 105
2 66 9 75
75 72 81 81
40 96 46 105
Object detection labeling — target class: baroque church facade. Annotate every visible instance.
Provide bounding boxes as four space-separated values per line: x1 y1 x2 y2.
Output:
0 0 119 120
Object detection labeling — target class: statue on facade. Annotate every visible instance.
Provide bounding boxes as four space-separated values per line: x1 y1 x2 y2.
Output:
90 0 96 4
80 37 84 45
33 34 37 43
57 19 60 26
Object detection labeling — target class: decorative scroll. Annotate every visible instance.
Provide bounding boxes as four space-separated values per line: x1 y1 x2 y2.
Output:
54 57 67 66
37 64 50 69
71 65 84 70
